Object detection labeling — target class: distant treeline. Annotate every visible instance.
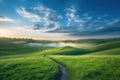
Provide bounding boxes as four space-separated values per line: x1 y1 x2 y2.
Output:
0 37 56 43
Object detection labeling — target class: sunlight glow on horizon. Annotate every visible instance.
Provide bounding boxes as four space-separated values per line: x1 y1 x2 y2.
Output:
0 26 81 41
0 28 11 37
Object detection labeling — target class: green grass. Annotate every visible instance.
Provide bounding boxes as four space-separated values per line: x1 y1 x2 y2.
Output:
45 38 120 80
0 38 60 80
38 38 120 56
37 46 91 55
0 38 51 56
51 55 120 80
0 38 120 80
93 41 120 51
0 56 59 80
88 48 120 55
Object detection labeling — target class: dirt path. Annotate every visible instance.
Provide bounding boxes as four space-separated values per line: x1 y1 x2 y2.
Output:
49 57 68 80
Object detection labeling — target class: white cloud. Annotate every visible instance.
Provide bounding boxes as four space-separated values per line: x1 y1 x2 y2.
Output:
65 6 86 31
64 5 118 33
96 26 104 31
16 7 41 22
108 19 120 25
33 5 62 32
0 16 14 22
16 5 62 32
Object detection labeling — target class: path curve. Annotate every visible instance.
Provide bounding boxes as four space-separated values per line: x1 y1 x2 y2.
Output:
49 58 68 80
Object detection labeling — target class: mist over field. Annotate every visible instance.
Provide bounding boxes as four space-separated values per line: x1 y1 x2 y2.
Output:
25 42 92 48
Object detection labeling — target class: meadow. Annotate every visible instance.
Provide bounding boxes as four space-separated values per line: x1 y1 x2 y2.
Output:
51 55 120 80
0 38 60 80
0 38 120 80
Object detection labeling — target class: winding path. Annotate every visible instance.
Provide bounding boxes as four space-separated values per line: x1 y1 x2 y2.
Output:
49 57 68 80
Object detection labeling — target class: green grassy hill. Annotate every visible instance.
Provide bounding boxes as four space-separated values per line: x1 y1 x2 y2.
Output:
38 46 91 55
0 56 59 80
51 55 120 80
93 41 120 51
0 38 120 80
37 39 120 55
88 48 120 55
62 38 120 44
0 38 51 56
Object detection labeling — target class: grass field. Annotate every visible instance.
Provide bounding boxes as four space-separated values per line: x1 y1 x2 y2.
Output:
0 56 59 80
0 38 60 80
0 38 120 80
51 55 120 80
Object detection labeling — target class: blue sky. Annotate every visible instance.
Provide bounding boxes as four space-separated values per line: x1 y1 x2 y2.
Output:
0 0 120 40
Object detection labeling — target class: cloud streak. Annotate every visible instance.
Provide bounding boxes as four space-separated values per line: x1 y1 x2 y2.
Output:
16 5 62 32
32 5 62 32
0 16 14 22
16 7 41 22
66 6 85 29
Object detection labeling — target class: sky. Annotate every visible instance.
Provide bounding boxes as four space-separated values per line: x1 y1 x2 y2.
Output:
0 0 120 40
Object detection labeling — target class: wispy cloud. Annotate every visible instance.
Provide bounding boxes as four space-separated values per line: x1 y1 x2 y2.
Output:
33 5 62 32
0 16 14 22
66 6 84 28
16 7 41 22
16 5 62 32
69 19 120 37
